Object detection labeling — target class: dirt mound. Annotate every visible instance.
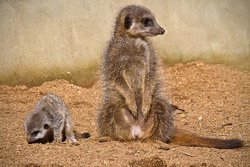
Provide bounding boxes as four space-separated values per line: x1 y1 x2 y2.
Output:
0 62 249 166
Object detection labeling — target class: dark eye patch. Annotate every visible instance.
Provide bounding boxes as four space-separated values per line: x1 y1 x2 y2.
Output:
143 18 154 27
124 16 132 29
31 130 40 137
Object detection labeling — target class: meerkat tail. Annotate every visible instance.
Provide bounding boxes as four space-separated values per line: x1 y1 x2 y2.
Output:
171 129 243 149
74 131 91 139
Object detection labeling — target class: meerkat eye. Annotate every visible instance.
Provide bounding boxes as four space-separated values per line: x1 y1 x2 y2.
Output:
31 130 40 137
124 16 132 29
143 18 154 27
43 124 49 129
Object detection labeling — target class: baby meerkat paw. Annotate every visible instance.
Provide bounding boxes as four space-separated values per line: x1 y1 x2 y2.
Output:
54 132 63 143
54 137 63 143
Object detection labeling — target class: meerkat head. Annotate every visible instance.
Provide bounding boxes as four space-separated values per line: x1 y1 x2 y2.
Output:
114 5 165 38
24 111 53 144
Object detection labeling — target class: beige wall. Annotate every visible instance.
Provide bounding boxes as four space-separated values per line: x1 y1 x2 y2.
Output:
0 0 249 87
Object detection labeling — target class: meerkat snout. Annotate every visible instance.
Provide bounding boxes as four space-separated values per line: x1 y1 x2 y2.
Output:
159 27 165 35
124 15 165 37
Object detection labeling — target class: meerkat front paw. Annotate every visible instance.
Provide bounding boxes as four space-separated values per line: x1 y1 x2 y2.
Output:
54 134 63 143
127 100 138 117
142 100 151 117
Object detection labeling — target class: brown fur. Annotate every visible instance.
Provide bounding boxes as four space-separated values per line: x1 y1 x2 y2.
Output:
97 5 243 149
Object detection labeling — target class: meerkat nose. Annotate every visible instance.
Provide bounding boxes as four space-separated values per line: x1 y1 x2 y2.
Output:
134 134 139 140
27 139 33 144
160 28 165 35
131 125 141 139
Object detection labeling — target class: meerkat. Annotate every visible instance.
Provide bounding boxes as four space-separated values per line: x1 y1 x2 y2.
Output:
24 93 90 145
97 5 243 149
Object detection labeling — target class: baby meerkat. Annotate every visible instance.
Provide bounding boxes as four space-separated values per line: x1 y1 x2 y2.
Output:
24 93 90 145
97 5 243 149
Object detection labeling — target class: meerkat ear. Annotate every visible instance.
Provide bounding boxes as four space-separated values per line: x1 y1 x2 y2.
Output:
124 16 132 29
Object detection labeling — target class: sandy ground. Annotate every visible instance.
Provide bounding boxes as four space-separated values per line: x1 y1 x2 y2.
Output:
0 62 249 167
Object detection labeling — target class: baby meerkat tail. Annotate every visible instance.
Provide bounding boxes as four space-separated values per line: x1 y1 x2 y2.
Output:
171 129 244 149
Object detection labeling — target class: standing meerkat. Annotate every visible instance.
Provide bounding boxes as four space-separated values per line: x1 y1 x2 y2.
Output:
97 5 243 149
24 93 90 145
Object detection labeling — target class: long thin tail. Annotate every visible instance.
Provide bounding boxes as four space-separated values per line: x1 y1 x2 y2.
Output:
171 129 243 149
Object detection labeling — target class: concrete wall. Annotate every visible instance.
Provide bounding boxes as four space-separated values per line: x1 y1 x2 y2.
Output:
0 0 249 87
